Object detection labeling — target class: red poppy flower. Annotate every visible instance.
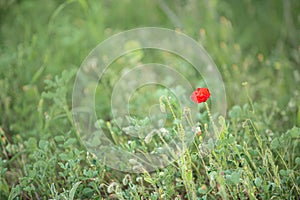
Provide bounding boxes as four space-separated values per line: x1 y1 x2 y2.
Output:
190 88 210 103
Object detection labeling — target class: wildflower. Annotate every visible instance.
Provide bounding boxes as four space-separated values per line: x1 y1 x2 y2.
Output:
190 88 210 103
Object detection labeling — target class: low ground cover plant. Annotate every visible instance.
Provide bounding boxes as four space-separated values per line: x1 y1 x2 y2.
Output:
0 0 299 199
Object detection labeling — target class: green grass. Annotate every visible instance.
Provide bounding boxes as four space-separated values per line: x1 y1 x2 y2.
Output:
1 0 300 199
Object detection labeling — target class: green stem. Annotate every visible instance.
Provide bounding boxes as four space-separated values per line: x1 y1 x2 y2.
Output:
205 102 219 136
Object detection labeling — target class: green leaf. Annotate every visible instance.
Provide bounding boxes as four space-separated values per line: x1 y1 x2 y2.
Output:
144 176 155 185
229 172 240 185
64 138 77 146
94 119 105 129
34 160 47 169
54 135 65 142
288 127 300 138
24 137 37 149
295 157 300 165
59 151 74 161
207 138 214 150
279 169 287 176
82 187 94 197
218 116 228 140
50 183 58 198
8 185 21 200
297 105 300 127
38 140 49 151
228 105 242 119
254 177 262 187
69 181 82 200
270 138 279 149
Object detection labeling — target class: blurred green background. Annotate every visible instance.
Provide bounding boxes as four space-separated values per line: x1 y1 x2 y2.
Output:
1 0 299 133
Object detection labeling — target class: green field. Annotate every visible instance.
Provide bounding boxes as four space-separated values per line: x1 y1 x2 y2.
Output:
1 0 300 199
